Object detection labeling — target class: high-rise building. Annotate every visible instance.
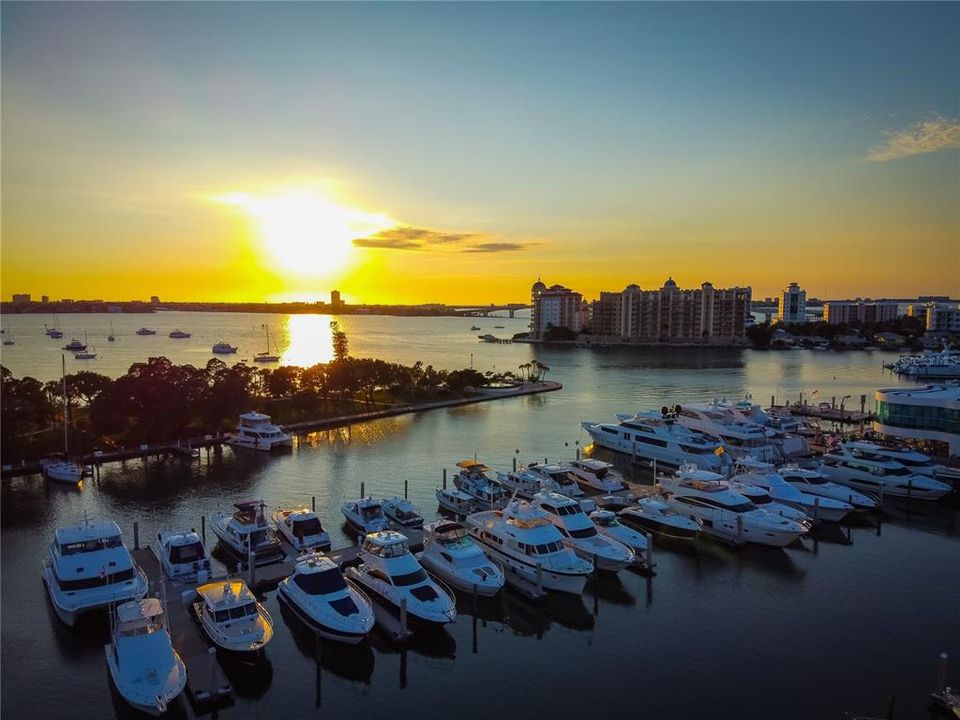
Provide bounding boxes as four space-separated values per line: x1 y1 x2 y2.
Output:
331 290 342 307
40 295 49 304
529 279 583 339
11 293 31 303
824 300 900 325
777 282 806 324
919 303 960 333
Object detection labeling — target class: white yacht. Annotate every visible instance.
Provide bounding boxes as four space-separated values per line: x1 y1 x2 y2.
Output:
271 508 331 552
417 520 505 596
341 498 390 536
567 459 631 493
582 411 731 473
41 457 83 485
226 411 293 451
453 460 508 508
210 500 285 567
729 482 813 529
777 464 878 511
619 497 702 542
729 458 851 523
588 510 649 556
844 441 958 481
496 468 545 500
822 443 951 501
157 530 211 584
345 531 457 625
212 341 238 354
42 519 148 626
436 487 477 515
524 462 584 498
660 465 806 547
193 580 274 655
105 598 186 716
532 491 634 571
278 552 375 644
672 404 784 463
709 396 809 456
381 497 424 529
465 499 594 594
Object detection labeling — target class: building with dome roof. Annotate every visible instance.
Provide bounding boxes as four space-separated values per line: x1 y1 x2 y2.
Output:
529 279 585 339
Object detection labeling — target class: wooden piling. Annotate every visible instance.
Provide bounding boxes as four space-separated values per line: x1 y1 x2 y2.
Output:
133 522 139 550
400 597 408 637
312 496 316 512
404 479 408 500
201 515 206 543
360 481 365 498
443 468 447 490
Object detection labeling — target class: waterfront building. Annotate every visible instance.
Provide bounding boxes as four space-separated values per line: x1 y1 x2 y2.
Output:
40 295 49 304
824 300 899 325
911 302 960 334
588 278 751 345
777 282 806 324
11 293 31 303
331 289 342 308
530 279 583 339
875 385 960 455
150 295 160 306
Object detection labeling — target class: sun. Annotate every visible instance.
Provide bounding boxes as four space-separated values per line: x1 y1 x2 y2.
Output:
216 187 393 276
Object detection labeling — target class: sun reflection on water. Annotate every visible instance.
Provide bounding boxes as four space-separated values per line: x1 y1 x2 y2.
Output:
281 314 335 366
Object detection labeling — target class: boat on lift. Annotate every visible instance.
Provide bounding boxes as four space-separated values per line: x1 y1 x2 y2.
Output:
271 508 331 552
436 487 478 515
532 491 634 571
381 497 424 529
417 520 505 596
193 580 274 656
157 530 211 584
210 500 285 567
341 498 390 536
453 460 508 508
619 496 702 542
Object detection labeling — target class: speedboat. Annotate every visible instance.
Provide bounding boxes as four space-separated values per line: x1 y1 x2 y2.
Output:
168 329 191 339
210 500 284 567
345 531 457 625
271 508 331 552
729 458 851 523
157 530 211 584
136 327 157 335
226 411 293 451
63 338 86 351
193 580 273 655
341 498 390 536
659 465 806 547
822 442 951 501
417 520 505 596
278 553 374 644
453 460 508 508
42 518 148 626
381 497 424 529
567 459 631 493
524 462 584 498
778 464 878 511
533 491 634 571
436 487 477 515
105 599 186 716
496 468 545 499
41 457 83 485
465 499 594 594
588 510 649 557
619 497 702 542
212 341 238 354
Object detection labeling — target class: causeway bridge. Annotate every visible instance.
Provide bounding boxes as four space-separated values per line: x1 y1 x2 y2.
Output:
453 303 531 318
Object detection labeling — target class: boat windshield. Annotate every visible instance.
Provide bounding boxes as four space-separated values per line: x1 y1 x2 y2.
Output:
59 535 122 555
294 568 347 595
169 542 205 563
568 526 598 539
392 568 429 587
292 518 323 537
798 474 826 485
213 602 258 623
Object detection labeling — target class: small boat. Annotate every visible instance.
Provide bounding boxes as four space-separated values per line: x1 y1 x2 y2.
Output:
210 500 285 567
193 580 274 655
226 411 293 451
524 462 584 498
136 327 157 336
436 487 477 515
63 338 86 351
453 460 508 508
341 498 390 537
47 328 64 338
108 321 115 342
105 598 186 716
41 457 83 484
533 491 634 572
619 497 702 542
381 497 424 529
2 335 13 346
496 468 544 499
169 329 191 339
212 341 238 354
589 510 649 557
271 508 331 552
254 325 280 363
568 459 631 493
345 531 457 626
75 350 97 360
418 520 504 596
157 530 211 584
278 552 375 644
470 325 481 331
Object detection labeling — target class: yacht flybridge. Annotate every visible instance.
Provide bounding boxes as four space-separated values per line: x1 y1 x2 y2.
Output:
418 520 505 596
226 411 293 451
193 580 274 655
453 460 508 508
271 508 331 552
496 468 546 499
42 518 148 626
532 491 634 571
707 397 809 456
210 500 285 567
822 442 951 501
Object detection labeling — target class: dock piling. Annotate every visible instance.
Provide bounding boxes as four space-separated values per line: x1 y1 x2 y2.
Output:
536 562 544 596
312 496 316 512
207 647 216 698
201 515 206 543
399 597 408 637
813 497 820 523
736 515 744 545
133 522 139 550
404 479 408 500
645 532 653 569
936 652 949 693
442 468 447 490
248 543 255 586
512 457 516 472
360 481 365 498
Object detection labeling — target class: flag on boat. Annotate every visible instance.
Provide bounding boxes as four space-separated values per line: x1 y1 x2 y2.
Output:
714 446 725 456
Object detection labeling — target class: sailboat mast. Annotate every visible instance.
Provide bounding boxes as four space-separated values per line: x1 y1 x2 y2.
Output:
62 354 69 456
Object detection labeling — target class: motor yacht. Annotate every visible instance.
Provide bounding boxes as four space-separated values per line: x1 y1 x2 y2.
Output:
105 598 186 716
708 396 810 456
42 518 148 626
271 508 331 552
212 341 238 354
157 530 211 584
777 464 878 511
345 531 457 625
582 411 730 473
844 441 958 482
341 498 390 536
278 553 374 644
822 443 951 501
136 328 157 336
532 491 634 571
210 500 285 567
729 458 851 523
567 459 631 493
436 487 478 515
619 497 702 542
168 329 191 339
465 499 594 594
453 460 508 508
524 463 584 498
417 520 505 596
672 404 784 463
660 465 806 547
226 411 293 451
63 338 87 351
193 580 274 655
729 482 813 529
588 510 649 557
495 468 545 499
381 497 424 529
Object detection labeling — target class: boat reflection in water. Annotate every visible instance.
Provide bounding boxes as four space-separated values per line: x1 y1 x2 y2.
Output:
456 586 594 638
278 600 375 684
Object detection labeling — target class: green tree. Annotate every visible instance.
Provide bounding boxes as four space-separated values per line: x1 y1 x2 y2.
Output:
331 320 349 362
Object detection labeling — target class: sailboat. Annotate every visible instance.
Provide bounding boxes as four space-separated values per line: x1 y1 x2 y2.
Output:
2 332 13 346
41 356 84 484
75 331 97 360
254 324 280 363
108 320 115 342
46 315 64 339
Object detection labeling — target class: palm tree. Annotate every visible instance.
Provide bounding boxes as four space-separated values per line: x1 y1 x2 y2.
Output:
539 362 550 383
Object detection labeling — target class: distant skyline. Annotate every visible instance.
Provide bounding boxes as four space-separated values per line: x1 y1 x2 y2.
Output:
2 2 958 304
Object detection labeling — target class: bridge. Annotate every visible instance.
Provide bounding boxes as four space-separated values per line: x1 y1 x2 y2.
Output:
453 303 531 318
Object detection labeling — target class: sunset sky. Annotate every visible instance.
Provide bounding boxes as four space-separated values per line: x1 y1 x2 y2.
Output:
2 2 958 304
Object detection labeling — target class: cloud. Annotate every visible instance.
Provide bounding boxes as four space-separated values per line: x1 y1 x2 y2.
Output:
354 225 532 253
464 242 534 253
867 114 960 161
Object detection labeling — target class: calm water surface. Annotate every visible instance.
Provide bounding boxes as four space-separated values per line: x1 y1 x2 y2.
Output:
2 313 957 719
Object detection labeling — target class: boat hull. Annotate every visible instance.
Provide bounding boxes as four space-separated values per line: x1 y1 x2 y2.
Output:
226 436 292 452
105 644 186 716
346 569 455 626
277 583 369 645
418 554 503 597
618 513 699 542
470 541 588 595
42 563 148 627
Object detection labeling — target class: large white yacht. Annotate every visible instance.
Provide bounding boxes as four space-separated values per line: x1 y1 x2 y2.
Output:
278 552 375 644
588 510 649 556
729 483 813 529
271 508 331 552
226 411 292 451
210 500 285 567
822 443 951 501
532 491 635 571
465 499 594 594
660 465 806 547
844 441 958 482
582 412 731 473
672 404 784 463
619 497 702 542
42 519 148 626
729 458 852 523
341 498 390 536
105 598 186 716
523 463 584 498
157 530 211 584
345 531 457 625
453 460 508 508
777 464 878 511
707 397 810 457
567 459 631 493
417 520 505 596
193 580 274 655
